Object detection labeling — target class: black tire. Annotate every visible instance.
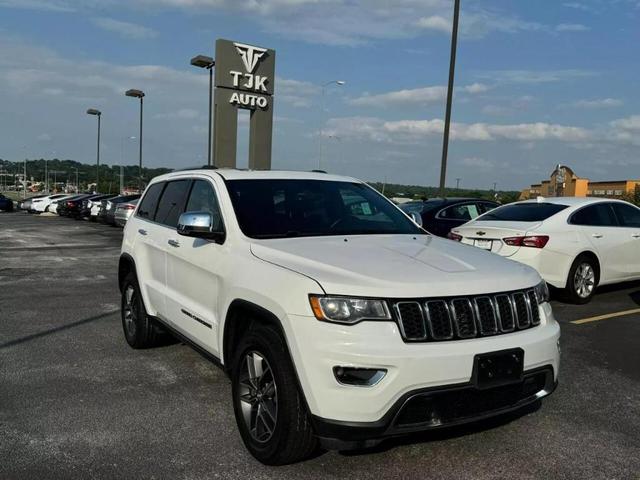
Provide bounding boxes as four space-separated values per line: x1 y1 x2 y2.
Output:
564 254 599 304
120 272 161 348
231 323 318 465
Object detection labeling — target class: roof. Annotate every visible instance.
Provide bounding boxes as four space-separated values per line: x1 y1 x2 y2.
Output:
164 168 361 183
516 196 626 206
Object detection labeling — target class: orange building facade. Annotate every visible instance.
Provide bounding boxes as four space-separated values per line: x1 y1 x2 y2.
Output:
520 165 640 200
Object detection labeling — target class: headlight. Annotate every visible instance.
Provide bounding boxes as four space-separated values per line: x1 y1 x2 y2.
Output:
534 280 550 304
309 296 391 324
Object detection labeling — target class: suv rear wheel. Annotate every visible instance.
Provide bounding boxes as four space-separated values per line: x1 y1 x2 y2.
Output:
121 272 162 348
231 323 318 465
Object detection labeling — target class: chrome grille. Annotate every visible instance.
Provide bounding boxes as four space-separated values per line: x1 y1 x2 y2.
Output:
394 289 540 342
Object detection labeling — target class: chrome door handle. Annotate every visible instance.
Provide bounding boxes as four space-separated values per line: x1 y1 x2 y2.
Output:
138 229 147 236
168 239 180 247
592 233 603 238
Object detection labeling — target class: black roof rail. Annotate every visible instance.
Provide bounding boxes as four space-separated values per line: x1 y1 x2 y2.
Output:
311 169 327 173
176 165 219 171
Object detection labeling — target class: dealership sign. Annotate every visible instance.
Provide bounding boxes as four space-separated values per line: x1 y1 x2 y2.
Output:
213 39 275 170
215 40 275 110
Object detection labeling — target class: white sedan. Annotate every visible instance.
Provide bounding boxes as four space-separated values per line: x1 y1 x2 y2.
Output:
450 197 640 303
31 194 68 213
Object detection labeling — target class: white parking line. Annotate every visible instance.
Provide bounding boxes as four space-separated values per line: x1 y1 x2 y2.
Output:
571 308 640 325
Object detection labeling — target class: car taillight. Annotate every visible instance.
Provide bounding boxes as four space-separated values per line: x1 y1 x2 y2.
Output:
447 232 463 241
503 235 549 248
66 201 74 207
122 204 135 210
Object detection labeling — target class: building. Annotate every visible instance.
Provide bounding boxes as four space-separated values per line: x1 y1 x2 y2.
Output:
520 165 640 200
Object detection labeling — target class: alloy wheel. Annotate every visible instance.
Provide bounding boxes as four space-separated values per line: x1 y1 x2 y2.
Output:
574 263 595 298
123 285 138 337
238 351 278 443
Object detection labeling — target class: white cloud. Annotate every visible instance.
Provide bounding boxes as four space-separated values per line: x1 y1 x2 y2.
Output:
92 18 158 39
477 69 596 84
154 108 200 119
610 115 640 145
276 77 320 107
37 133 52 142
348 83 488 107
556 23 590 32
461 157 495 168
572 98 623 108
416 15 451 33
325 117 591 143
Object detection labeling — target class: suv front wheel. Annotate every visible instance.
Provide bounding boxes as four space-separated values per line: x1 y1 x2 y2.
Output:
231 323 318 465
121 272 162 348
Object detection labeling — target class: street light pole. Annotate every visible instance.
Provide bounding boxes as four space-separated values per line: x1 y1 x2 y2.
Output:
456 178 461 190
87 108 102 192
125 89 145 191
438 0 461 197
319 80 346 170
190 55 216 166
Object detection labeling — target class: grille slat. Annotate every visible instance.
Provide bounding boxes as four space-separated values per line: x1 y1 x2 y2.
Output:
527 290 541 325
475 297 498 335
513 292 531 329
394 288 540 342
450 299 477 338
394 302 427 340
425 301 454 340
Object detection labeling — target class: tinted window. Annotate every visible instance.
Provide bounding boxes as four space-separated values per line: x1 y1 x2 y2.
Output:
155 180 190 228
399 203 424 215
612 203 640 227
225 179 422 239
479 203 568 222
185 180 224 230
570 204 618 226
137 182 164 220
478 202 497 214
439 203 482 221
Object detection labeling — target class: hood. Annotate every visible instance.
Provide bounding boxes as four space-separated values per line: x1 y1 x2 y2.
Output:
250 234 540 298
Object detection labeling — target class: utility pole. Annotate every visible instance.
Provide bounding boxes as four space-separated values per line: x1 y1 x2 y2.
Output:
456 178 461 190
438 0 461 197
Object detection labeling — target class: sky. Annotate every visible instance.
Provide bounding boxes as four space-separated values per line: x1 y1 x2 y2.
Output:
0 0 639 190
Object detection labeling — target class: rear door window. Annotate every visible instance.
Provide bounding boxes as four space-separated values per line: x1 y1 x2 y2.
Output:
479 203 568 222
570 204 618 226
611 203 640 228
137 182 164 221
155 180 191 228
439 203 480 221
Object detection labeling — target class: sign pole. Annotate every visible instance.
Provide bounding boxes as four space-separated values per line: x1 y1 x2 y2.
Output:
439 0 460 198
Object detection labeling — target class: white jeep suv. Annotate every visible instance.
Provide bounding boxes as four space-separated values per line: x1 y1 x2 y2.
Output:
119 168 560 465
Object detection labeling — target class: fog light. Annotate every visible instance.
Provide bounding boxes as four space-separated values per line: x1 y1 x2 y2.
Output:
333 367 387 387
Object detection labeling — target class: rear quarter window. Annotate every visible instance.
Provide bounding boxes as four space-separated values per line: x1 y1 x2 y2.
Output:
136 182 164 221
478 203 568 222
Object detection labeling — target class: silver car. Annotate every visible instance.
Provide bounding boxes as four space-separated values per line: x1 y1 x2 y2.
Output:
114 198 139 227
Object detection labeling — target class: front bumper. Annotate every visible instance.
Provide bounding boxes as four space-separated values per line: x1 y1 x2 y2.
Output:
286 303 560 427
313 366 555 449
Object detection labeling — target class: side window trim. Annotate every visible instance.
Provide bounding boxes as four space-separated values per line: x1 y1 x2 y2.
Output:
436 202 474 221
568 203 619 227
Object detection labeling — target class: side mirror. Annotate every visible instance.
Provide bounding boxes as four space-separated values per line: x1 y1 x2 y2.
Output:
409 211 423 227
177 211 225 243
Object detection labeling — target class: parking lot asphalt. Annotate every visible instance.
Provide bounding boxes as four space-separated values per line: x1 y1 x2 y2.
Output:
1 212 639 480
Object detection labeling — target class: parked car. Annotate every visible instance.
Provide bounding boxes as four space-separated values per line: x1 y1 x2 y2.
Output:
400 198 499 237
450 197 640 303
18 194 46 212
0 193 14 212
114 199 139 227
99 195 140 225
31 194 69 213
48 195 77 214
57 194 92 217
64 193 109 219
119 169 560 465
80 194 114 220
89 195 117 221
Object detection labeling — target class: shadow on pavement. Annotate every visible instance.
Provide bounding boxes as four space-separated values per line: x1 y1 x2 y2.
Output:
0 309 119 350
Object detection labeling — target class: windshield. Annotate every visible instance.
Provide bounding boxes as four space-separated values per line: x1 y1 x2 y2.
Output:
225 179 423 239
478 202 568 222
